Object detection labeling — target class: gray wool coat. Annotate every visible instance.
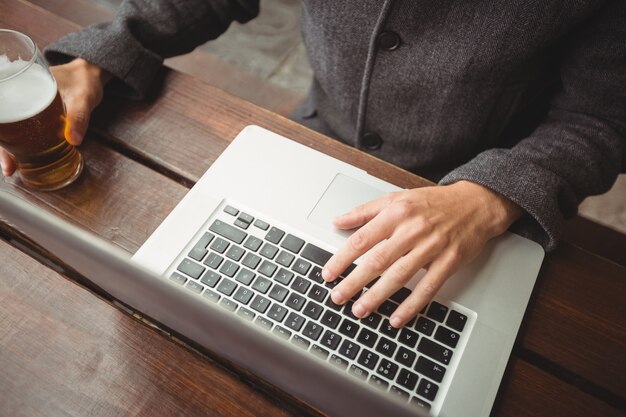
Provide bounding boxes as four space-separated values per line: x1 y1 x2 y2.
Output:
45 0 626 250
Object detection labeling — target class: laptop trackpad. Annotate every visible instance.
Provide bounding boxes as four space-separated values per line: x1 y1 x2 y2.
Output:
308 173 387 235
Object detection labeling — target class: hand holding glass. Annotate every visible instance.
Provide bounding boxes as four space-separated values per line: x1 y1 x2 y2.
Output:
0 29 83 191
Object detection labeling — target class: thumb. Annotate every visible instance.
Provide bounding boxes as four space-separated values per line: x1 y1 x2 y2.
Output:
63 96 93 146
0 148 17 177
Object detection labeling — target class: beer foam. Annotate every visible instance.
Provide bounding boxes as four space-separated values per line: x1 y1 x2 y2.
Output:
0 56 58 123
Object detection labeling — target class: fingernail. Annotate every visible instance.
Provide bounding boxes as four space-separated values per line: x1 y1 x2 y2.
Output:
353 303 367 318
390 316 402 328
331 289 344 304
322 267 331 281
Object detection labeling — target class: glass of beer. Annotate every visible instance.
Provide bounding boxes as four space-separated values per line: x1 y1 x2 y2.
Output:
0 29 83 191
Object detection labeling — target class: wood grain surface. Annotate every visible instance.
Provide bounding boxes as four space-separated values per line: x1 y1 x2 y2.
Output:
1 1 625 416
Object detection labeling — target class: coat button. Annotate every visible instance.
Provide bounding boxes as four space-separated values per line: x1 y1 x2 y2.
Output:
377 31 402 51
362 132 383 150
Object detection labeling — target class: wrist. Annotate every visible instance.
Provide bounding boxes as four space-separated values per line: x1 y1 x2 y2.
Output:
72 58 112 86
452 180 524 237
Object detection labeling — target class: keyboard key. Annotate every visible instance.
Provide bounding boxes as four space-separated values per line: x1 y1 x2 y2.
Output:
390 386 410 402
280 234 305 254
210 220 246 244
219 298 238 312
380 319 400 338
291 275 311 294
302 301 324 320
169 272 187 285
377 358 399 380
410 397 431 411
302 321 324 341
417 379 439 401
258 260 278 277
378 300 398 317
338 319 359 339
446 310 468 332
200 270 221 287
274 268 295 285
273 325 291 340
243 236 263 252
237 307 255 321
203 252 224 269
362 312 382 329
321 310 341 329
338 340 360 360
357 349 380 370
285 312 306 332
216 278 237 296
255 316 273 330
254 219 269 230
250 295 271 314
435 326 460 348
188 246 208 262
233 287 254 304
268 284 289 302
357 328 378 348
300 243 333 266
390 287 412 304
177 259 205 279
260 243 279 259
427 301 448 322
234 219 250 230
395 346 417 368
369 375 389 391
415 317 436 336
308 266 324 283
195 232 215 250
238 212 254 224
292 258 312 276
219 260 239 277
321 330 342 350
415 356 446 383
267 304 288 322
251 276 272 294
325 297 343 311
202 289 220 303
349 365 369 380
340 263 357 278
234 268 255 285
375 337 397 358
186 280 204 294
324 276 343 290
210 237 230 254
397 369 419 391
225 245 245 261
241 252 261 270
223 205 239 216
311 344 329 360
291 334 310 350
285 293 306 311
418 338 452 365
265 227 285 244
329 354 349 370
308 284 328 303
342 301 359 321
276 250 295 267
398 327 419 348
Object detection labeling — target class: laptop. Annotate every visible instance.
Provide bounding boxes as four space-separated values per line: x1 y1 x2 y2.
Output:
0 125 544 417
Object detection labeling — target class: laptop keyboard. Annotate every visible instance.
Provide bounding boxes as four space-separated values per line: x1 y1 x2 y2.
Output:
168 203 475 414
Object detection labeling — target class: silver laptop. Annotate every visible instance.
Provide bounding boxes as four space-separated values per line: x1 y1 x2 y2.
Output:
0 125 544 417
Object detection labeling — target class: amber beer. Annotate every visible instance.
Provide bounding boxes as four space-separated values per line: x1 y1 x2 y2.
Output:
0 30 82 191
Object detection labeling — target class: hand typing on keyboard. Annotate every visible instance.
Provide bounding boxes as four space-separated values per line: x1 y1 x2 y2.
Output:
321 180 523 328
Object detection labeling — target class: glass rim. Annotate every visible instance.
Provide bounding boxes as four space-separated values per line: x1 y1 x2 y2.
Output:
0 29 38 83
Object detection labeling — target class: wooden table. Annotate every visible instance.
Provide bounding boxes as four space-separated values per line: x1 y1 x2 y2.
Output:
1 2 625 416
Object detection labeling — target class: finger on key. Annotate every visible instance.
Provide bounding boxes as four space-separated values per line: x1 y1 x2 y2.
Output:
390 254 458 327
323 208 396 283
353 241 437 321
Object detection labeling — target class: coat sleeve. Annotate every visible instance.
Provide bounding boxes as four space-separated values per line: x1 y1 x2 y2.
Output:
44 0 260 99
440 0 626 251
